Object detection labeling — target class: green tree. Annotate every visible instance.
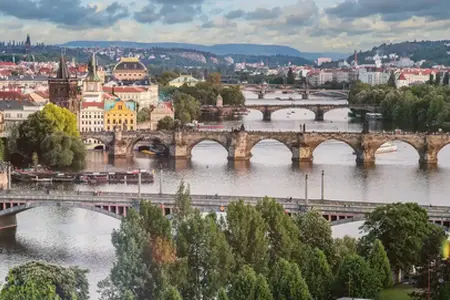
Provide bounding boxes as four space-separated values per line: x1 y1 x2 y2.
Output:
256 197 300 262
332 236 358 272
161 286 183 300
217 288 229 300
301 248 333 300
176 212 234 299
31 152 39 169
207 72 221 85
158 71 179 86
173 92 201 124
40 132 86 171
173 180 194 227
333 255 381 299
429 74 435 85
368 239 393 289
137 107 151 123
157 116 175 130
297 209 334 262
435 72 441 85
229 266 273 300
0 261 89 300
360 202 430 282
41 103 79 137
269 258 312 300
226 200 270 274
287 67 295 84
388 71 397 88
220 86 245 106
443 72 450 85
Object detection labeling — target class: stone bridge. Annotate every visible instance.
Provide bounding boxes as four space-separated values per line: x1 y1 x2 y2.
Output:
82 129 450 166
1 191 450 232
245 104 349 121
235 84 349 99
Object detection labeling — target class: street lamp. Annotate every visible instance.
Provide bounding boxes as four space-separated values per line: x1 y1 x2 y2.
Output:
159 163 163 195
137 168 141 199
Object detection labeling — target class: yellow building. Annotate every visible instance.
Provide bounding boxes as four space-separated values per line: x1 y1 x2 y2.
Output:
104 98 137 131
112 57 147 81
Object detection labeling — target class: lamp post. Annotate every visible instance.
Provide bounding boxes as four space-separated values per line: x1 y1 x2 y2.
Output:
159 163 163 195
137 168 141 199
321 170 325 200
304 174 308 207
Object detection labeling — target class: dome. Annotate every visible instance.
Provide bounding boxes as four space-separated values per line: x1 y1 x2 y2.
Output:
113 57 147 71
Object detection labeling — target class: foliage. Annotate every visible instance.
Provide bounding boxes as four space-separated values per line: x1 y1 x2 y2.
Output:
228 266 273 300
157 71 179 86
157 116 175 130
220 86 245 106
173 91 201 124
269 258 312 300
388 71 397 88
16 104 85 170
0 261 89 300
297 209 334 262
332 236 358 272
137 107 151 123
226 200 270 274
217 288 229 300
40 132 86 170
301 247 333 300
207 72 221 85
31 152 39 169
368 239 393 289
360 202 430 278
333 254 381 299
0 138 4 161
161 286 183 300
287 67 295 84
444 72 450 86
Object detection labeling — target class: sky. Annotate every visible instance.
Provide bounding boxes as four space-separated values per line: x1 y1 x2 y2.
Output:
0 0 449 53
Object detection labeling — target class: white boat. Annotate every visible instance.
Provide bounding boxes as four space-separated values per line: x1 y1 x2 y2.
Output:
376 142 397 154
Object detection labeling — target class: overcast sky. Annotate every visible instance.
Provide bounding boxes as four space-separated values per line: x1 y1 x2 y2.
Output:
0 0 448 53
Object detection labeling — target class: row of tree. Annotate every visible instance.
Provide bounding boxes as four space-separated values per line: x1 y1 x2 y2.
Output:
349 81 450 130
2 184 448 299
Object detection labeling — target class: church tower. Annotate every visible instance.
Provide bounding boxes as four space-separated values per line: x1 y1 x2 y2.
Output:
48 55 80 114
25 34 31 55
82 53 102 102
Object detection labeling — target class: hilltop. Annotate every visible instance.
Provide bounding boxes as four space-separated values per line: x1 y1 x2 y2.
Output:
61 41 347 60
348 40 450 66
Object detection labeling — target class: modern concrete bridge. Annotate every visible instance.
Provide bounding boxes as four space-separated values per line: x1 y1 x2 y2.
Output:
1 191 450 231
82 128 450 166
245 103 349 121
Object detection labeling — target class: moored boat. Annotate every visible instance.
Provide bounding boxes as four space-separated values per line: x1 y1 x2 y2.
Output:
376 142 397 154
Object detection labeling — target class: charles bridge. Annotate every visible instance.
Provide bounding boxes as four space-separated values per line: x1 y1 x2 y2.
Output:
1 191 450 232
82 128 450 165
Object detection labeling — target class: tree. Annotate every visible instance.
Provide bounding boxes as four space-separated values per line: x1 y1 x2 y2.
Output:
173 92 201 124
443 72 450 85
301 248 333 300
228 266 273 300
220 86 245 106
31 152 39 170
173 180 194 228
161 286 183 300
333 255 381 299
297 209 334 262
40 103 79 137
388 71 397 88
157 71 179 86
435 72 441 85
207 72 221 85
176 212 234 299
256 197 300 262
137 107 151 123
429 74 435 85
157 116 175 130
360 203 431 281
40 132 86 171
332 236 358 272
269 258 312 300
217 288 229 300
226 200 270 274
0 261 89 300
287 67 296 84
368 239 393 289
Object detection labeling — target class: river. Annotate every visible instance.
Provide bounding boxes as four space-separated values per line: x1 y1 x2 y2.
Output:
2 93 450 298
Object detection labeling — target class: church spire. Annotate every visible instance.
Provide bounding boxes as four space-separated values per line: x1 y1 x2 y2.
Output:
56 55 70 79
86 52 100 81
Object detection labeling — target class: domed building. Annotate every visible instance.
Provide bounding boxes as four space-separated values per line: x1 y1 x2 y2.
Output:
112 57 147 82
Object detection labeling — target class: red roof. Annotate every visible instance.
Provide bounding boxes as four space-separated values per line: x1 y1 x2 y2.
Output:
398 73 406 80
81 102 104 109
0 62 16 67
0 91 28 101
103 86 147 93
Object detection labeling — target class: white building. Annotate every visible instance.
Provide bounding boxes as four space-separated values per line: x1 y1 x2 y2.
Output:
396 69 436 88
103 85 158 110
358 67 389 85
79 102 104 133
0 100 43 130
317 57 332 66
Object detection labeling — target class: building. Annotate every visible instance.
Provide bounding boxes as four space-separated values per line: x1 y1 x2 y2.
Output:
358 67 389 85
149 102 174 130
168 75 200 87
396 69 436 88
112 57 147 81
82 54 103 103
79 102 104 133
317 57 332 66
104 97 137 131
48 56 80 114
0 100 43 130
103 85 158 110
0 75 48 90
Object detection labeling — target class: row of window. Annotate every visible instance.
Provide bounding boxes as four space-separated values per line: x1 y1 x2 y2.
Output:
106 125 134 131
81 121 103 125
80 127 103 132
106 119 134 124
4 113 23 118
81 114 103 119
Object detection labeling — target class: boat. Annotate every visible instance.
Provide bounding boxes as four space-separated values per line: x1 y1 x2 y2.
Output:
291 110 295 113
53 174 75 182
366 113 383 120
141 150 156 156
376 142 397 154
31 176 52 182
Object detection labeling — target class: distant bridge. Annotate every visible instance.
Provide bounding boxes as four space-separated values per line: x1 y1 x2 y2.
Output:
245 104 349 121
1 191 450 231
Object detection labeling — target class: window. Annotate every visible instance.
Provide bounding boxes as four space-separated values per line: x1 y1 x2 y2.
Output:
119 119 122 124
130 119 134 124
130 126 133 130
113 119 116 124
107 119 110 124
118 105 123 110
107 126 110 130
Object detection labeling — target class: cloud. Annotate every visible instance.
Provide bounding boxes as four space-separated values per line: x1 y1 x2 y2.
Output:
0 0 129 29
326 0 450 22
134 0 205 24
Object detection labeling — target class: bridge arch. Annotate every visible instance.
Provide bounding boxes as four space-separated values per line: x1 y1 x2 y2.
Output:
187 137 230 158
128 135 169 156
247 137 296 161
372 137 422 161
0 202 125 220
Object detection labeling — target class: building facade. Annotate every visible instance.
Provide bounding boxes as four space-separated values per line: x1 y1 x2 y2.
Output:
104 98 137 131
149 102 174 130
0 100 43 130
112 57 147 81
48 56 80 114
79 102 104 133
169 75 200 87
103 85 158 110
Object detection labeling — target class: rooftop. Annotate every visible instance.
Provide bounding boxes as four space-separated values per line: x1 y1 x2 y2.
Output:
0 99 38 110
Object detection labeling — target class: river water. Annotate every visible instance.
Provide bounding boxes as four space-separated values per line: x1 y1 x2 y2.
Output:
2 93 450 298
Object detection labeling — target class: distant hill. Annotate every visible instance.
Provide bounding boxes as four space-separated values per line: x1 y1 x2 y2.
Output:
61 41 347 61
348 40 450 66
